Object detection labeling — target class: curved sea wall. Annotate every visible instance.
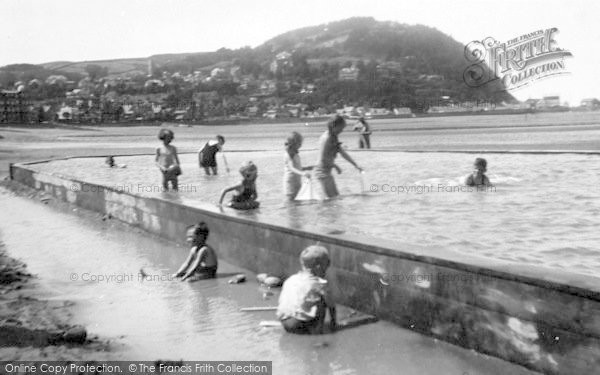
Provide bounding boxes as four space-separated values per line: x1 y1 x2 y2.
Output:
10 158 600 374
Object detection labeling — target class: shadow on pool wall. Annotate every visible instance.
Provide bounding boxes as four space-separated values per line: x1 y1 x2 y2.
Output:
9 157 600 375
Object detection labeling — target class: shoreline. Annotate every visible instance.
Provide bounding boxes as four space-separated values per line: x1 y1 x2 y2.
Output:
1 107 595 129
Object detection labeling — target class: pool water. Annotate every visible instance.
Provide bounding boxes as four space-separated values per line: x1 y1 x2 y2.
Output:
0 191 536 375
31 150 600 277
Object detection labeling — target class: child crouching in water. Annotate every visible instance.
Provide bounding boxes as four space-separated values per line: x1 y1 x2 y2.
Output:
465 157 492 187
219 161 260 210
283 132 312 200
277 245 336 334
156 128 181 191
173 222 218 281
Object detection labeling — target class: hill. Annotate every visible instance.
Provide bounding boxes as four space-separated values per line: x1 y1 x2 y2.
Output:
0 17 513 114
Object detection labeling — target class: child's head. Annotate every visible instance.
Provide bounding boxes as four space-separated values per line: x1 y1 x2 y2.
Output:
285 132 303 154
105 156 115 167
216 135 225 146
327 115 346 135
239 161 258 182
473 158 487 173
186 222 209 246
300 245 330 277
158 128 174 143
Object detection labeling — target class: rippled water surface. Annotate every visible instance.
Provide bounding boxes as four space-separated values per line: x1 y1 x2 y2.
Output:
31 150 600 277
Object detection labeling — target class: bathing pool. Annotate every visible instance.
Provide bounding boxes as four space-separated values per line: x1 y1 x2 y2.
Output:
29 150 600 277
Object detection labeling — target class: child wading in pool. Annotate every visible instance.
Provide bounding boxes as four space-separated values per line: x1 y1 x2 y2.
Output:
313 115 362 198
283 132 313 200
155 129 181 191
219 161 260 210
352 116 372 149
173 222 218 281
277 245 337 334
199 135 229 175
105 156 126 168
465 157 492 187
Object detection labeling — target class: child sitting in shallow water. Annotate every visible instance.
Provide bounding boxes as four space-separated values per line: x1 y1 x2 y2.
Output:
465 157 492 186
277 245 337 334
219 161 260 210
173 222 218 281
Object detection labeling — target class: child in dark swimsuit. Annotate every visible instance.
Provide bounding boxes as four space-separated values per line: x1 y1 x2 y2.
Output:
105 156 126 168
465 158 492 186
218 161 260 210
352 116 372 149
173 222 218 281
199 135 229 175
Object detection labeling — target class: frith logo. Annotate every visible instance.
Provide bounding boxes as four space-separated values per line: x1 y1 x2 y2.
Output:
463 28 573 91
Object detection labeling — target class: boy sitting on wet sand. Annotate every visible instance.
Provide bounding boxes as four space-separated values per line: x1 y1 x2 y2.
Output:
277 245 336 334
173 222 218 281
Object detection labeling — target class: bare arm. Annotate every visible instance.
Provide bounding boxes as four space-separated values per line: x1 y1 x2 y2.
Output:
286 155 308 176
173 146 180 167
181 247 206 281
323 288 337 330
220 146 230 172
329 305 337 330
173 246 197 277
338 148 362 171
219 184 241 204
155 148 165 171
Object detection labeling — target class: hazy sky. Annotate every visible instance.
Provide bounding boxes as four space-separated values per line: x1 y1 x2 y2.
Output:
1 0 598 104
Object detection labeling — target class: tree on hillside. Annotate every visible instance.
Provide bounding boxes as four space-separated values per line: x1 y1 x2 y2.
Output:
85 64 108 81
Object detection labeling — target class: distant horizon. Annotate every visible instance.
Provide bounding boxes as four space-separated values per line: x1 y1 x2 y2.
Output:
2 0 598 105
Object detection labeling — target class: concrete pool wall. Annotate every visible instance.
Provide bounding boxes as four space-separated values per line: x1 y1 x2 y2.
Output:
9 158 600 375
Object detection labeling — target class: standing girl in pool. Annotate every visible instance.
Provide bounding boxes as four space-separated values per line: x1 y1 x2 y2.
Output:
198 135 230 175
155 128 181 191
283 132 312 200
313 115 362 198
